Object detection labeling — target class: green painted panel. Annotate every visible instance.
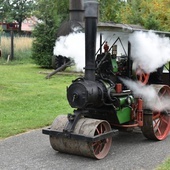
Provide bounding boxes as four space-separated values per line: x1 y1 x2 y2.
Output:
117 107 131 124
111 58 118 72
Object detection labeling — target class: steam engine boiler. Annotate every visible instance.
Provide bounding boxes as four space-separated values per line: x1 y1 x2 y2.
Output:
43 1 170 159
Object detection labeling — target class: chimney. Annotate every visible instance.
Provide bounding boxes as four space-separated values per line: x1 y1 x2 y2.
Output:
69 0 84 22
84 1 98 81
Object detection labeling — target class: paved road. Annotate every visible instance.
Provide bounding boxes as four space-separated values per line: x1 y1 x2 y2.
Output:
0 128 170 170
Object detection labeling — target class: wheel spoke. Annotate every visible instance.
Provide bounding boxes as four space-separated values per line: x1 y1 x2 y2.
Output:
101 124 104 133
153 113 160 119
153 119 160 130
92 142 98 147
96 127 100 135
160 89 167 97
98 143 103 153
99 124 102 134
156 126 162 136
93 140 106 155
94 143 100 155
161 115 169 125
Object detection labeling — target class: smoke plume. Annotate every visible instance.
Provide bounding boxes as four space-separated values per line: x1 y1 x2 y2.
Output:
129 31 170 73
122 31 170 112
121 78 170 111
53 32 85 71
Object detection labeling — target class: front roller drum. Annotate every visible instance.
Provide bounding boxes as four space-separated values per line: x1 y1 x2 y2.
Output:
49 115 112 159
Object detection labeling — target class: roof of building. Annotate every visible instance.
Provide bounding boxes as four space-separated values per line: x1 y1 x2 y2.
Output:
21 16 40 32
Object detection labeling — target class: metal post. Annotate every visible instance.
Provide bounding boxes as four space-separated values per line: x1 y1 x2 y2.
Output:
100 33 102 54
10 29 14 60
169 62 170 85
0 32 1 58
128 41 132 78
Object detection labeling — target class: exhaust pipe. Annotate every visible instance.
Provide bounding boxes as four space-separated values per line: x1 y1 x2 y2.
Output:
84 1 98 81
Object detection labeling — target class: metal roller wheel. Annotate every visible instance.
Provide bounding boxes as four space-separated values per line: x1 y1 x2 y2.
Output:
141 85 170 140
49 115 112 159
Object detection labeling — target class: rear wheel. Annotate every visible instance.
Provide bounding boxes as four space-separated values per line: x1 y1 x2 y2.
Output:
141 85 170 140
136 68 150 85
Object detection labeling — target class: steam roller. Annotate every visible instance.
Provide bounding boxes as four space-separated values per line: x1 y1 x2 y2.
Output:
42 1 170 159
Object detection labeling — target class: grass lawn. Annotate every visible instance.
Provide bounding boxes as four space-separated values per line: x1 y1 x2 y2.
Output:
0 63 77 139
156 158 170 170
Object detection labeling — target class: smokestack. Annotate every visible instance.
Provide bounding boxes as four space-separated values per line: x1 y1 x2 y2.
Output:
69 0 84 22
84 1 98 81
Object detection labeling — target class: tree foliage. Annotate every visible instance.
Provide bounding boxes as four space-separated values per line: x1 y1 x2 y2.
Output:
0 0 10 22
0 0 35 32
31 0 69 68
32 22 56 67
98 0 124 23
118 0 170 31
98 0 170 32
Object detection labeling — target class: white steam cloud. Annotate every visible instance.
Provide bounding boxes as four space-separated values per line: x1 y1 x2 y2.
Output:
121 78 170 111
53 32 107 71
129 31 170 73
53 32 85 71
122 31 170 112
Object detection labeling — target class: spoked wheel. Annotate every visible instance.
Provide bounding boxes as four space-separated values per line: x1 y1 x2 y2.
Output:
141 85 170 140
92 121 112 159
136 67 150 85
50 115 112 159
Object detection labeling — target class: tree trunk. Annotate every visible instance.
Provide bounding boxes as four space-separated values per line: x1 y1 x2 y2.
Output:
18 21 22 33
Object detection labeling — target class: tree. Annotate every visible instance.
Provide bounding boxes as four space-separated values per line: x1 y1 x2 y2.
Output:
0 0 36 32
7 0 36 32
32 0 69 68
0 0 10 22
118 0 170 32
98 0 125 23
119 0 143 25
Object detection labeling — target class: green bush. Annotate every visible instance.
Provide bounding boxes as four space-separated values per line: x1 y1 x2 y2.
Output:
31 22 57 68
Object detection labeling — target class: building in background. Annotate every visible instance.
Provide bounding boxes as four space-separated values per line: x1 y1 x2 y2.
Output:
21 16 39 34
0 16 39 35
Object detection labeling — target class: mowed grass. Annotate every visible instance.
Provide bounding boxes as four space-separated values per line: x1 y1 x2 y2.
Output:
0 63 77 139
156 158 170 170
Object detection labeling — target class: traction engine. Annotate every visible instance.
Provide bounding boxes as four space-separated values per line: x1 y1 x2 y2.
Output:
43 1 170 159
